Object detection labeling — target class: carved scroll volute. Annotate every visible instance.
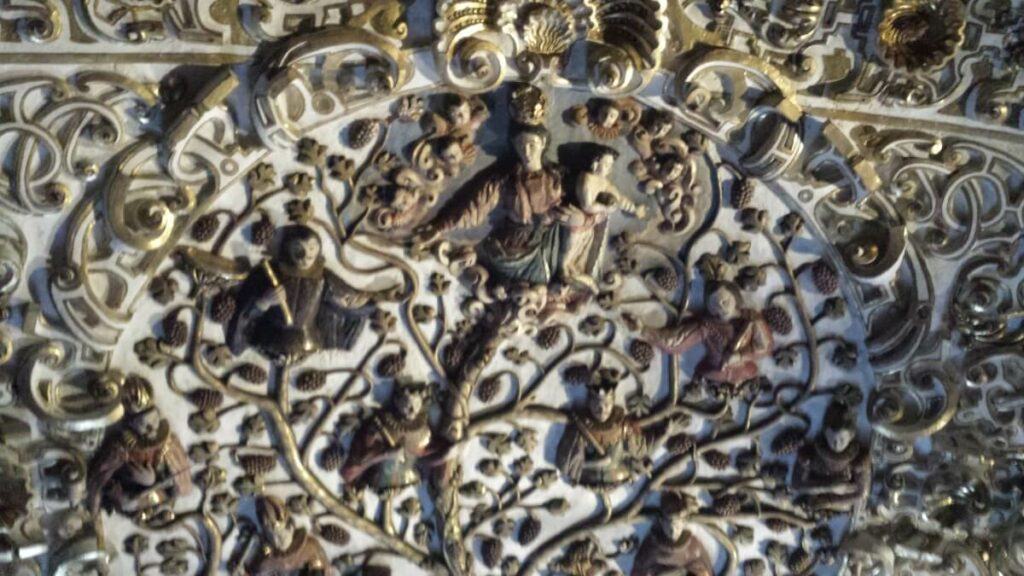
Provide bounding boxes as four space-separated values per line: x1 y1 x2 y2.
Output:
583 0 668 95
0 216 26 363
435 0 509 93
868 362 959 441
253 27 413 147
17 340 123 444
105 141 194 254
673 48 803 148
0 215 26 301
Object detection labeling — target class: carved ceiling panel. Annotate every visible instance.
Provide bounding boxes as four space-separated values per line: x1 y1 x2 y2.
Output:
0 1 1022 576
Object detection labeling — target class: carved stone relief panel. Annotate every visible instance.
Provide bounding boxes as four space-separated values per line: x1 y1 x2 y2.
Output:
1 1 1023 576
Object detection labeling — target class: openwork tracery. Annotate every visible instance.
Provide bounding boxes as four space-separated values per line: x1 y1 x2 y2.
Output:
1 1 1022 576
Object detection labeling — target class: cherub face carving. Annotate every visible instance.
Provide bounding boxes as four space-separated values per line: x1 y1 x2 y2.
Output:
597 105 620 128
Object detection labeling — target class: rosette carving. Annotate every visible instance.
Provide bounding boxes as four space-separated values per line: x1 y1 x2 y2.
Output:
877 0 966 72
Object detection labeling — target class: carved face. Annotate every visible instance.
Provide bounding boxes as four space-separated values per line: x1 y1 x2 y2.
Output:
591 153 615 177
514 132 546 172
443 419 464 443
392 186 417 211
825 424 855 452
597 105 620 128
394 388 424 421
130 409 162 440
706 286 738 320
586 389 615 422
264 514 294 552
285 235 320 271
661 158 685 181
447 101 472 127
439 139 464 167
661 513 691 541
650 118 672 139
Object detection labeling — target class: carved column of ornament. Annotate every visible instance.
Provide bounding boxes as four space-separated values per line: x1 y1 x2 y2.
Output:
0 1 1022 575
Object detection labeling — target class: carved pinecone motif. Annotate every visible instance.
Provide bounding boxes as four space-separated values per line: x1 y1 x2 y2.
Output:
811 260 839 294
190 214 219 242
743 559 767 576
237 363 268 384
788 548 814 574
211 292 237 324
296 370 327 392
318 523 350 545
481 536 502 569
649 266 678 291
349 119 380 149
189 388 223 410
519 515 541 545
629 339 655 367
771 427 806 455
162 316 188 348
320 444 345 471
238 454 277 476
703 449 730 470
763 305 793 335
713 493 743 516
732 179 755 209
535 326 561 350
476 376 501 403
666 433 694 454
251 215 275 246
376 351 406 377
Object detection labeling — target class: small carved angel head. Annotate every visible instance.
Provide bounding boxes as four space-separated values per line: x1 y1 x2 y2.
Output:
435 137 465 171
643 110 673 140
656 153 688 182
278 225 322 271
596 102 621 128
705 281 742 321
660 491 699 539
256 495 295 553
442 94 473 128
392 379 430 421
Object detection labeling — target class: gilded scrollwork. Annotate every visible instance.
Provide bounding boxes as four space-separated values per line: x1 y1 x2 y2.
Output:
1 2 1023 575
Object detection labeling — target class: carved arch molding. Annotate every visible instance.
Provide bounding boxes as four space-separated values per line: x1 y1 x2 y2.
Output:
0 1 1023 575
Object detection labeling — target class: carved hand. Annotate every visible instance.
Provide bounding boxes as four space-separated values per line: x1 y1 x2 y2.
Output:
256 285 286 311
126 461 158 486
